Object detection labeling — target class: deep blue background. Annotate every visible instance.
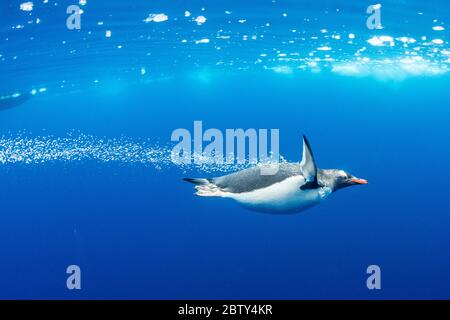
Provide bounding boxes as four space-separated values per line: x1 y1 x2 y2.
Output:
0 0 449 299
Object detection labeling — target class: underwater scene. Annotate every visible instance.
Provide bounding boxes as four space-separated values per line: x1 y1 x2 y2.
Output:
0 0 449 299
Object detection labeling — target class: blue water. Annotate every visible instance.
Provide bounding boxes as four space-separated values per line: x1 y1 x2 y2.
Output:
0 0 449 299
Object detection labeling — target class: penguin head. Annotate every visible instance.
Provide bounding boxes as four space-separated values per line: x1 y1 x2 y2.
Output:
320 169 368 192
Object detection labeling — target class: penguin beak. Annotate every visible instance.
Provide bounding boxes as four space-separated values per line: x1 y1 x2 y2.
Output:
349 178 368 185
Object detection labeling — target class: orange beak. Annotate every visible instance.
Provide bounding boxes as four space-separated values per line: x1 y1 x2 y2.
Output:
350 178 368 185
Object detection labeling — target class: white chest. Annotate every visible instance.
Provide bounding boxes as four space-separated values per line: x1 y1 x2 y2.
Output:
228 176 332 214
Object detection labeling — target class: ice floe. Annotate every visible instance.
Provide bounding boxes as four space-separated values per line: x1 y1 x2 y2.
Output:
144 13 169 23
195 38 210 44
194 16 207 25
20 2 33 11
367 36 395 47
432 39 444 45
397 37 416 44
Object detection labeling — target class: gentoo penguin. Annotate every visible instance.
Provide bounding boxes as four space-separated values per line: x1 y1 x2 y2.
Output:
184 135 367 214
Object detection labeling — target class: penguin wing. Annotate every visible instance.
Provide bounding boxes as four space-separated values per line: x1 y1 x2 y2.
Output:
211 163 301 193
299 135 320 190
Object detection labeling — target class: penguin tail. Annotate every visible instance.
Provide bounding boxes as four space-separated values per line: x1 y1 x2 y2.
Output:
183 178 210 185
183 178 224 197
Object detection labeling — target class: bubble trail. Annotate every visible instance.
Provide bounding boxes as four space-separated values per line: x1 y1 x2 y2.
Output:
0 133 278 174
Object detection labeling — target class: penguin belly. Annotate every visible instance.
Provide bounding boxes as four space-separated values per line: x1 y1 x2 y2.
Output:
228 176 325 214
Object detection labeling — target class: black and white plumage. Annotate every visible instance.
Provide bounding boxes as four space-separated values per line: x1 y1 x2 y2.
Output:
184 135 367 214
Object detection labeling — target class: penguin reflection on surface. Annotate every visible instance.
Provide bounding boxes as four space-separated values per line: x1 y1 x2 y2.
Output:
0 93 32 111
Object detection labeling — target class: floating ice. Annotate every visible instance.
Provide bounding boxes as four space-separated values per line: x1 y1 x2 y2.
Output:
432 39 444 45
79 0 87 6
144 13 168 23
194 16 207 25
184 11 191 17
397 37 416 44
195 38 210 44
367 36 394 47
105 30 111 38
20 2 33 11
432 26 445 31
317 46 332 51
348 33 355 39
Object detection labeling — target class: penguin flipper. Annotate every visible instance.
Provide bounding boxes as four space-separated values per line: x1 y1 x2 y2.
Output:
299 135 319 190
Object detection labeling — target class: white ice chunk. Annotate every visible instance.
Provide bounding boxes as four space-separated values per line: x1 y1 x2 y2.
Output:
367 36 394 47
195 38 210 44
194 16 207 25
144 13 168 23
20 2 33 11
